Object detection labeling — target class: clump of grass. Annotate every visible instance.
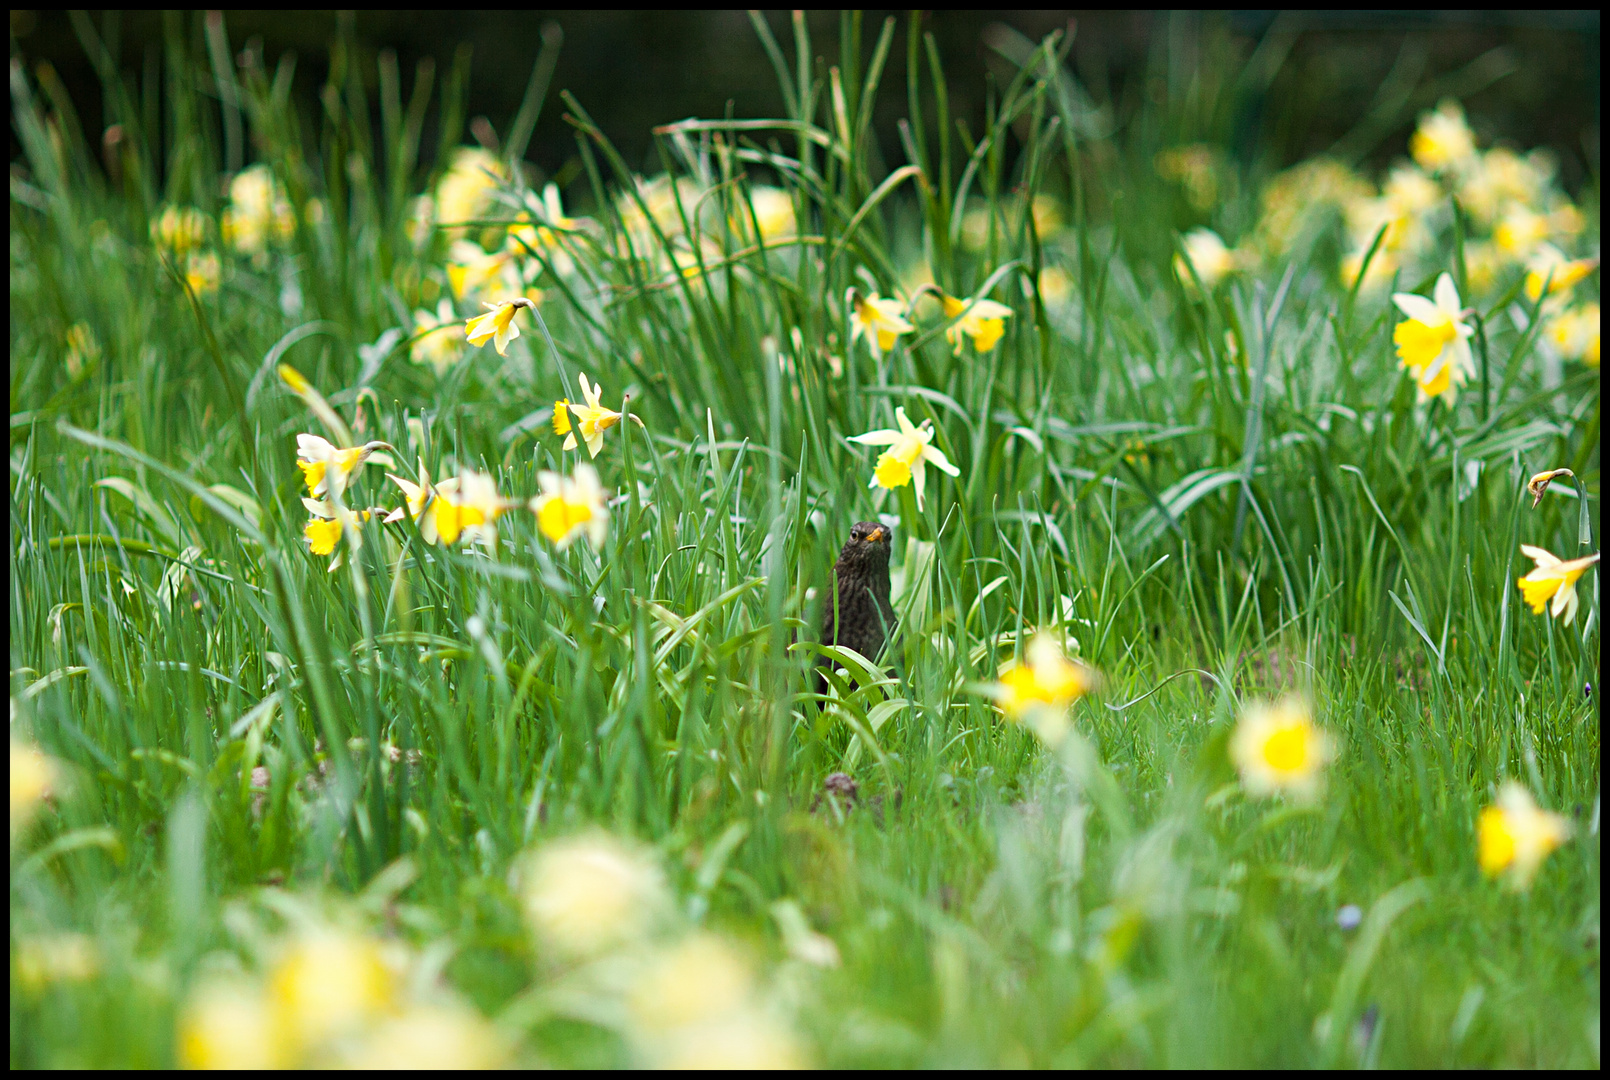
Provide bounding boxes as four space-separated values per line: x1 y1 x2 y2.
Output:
10 12 1599 1068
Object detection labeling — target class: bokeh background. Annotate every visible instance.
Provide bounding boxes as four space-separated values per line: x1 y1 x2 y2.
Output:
10 10 1601 195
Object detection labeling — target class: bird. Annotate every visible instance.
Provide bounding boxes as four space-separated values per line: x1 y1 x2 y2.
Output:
816 521 894 696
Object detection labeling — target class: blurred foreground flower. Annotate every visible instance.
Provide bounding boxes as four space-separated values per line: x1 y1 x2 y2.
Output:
556 373 624 458
268 929 396 1052
1230 698 1335 803
941 292 1013 355
530 464 609 551
464 297 534 357
1391 272 1474 402
1546 303 1600 367
183 251 221 295
340 1002 506 1070
628 935 806 1069
1516 544 1599 625
435 147 506 237
981 632 1092 748
427 470 511 548
1409 100 1476 174
1523 245 1597 303
178 979 285 1070
1175 228 1238 290
13 933 99 992
848 406 959 511
847 289 914 360
744 185 796 242
10 736 56 836
1478 781 1570 890
295 433 391 499
518 833 669 961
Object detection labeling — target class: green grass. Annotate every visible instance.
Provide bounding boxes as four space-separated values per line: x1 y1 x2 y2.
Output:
10 12 1600 1068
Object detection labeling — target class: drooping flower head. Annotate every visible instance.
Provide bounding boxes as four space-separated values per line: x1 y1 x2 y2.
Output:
1477 781 1571 890
295 434 391 499
847 289 914 360
941 293 1013 355
1229 697 1335 803
530 464 609 551
558 373 623 458
464 297 534 357
847 406 960 511
1391 272 1475 402
1516 544 1599 625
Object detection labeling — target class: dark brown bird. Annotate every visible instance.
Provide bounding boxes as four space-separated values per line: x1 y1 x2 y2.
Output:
816 521 894 696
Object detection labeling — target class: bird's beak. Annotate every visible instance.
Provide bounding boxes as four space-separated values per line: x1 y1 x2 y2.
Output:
867 527 885 543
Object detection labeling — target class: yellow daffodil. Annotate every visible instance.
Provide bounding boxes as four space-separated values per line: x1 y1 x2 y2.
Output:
150 205 207 254
941 293 1013 355
1523 245 1597 302
1381 164 1441 217
1409 99 1476 173
464 297 534 357
847 289 914 359
1391 272 1475 402
446 239 519 300
295 434 391 498
384 459 436 525
435 147 505 236
183 251 221 295
11 737 57 837
983 632 1091 747
560 373 624 458
1175 228 1238 289
220 164 295 259
1462 240 1504 294
1494 205 1548 258
518 833 669 961
1547 303 1600 366
267 929 395 1053
530 464 609 551
426 469 510 548
178 979 285 1070
1478 781 1571 890
1229 698 1335 803
1526 468 1574 509
410 298 462 375
301 498 373 571
848 406 960 511
1516 544 1600 625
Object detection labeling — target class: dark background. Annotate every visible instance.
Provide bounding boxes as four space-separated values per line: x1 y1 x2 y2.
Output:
9 10 1602 194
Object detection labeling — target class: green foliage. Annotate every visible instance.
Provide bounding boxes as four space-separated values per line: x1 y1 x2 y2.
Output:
10 12 1599 1068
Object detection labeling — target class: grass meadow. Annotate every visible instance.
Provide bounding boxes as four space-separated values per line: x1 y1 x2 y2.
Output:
9 12 1600 1068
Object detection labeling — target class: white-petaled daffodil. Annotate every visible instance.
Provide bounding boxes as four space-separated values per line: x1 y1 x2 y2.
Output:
530 464 609 551
1516 544 1599 626
301 498 374 572
1391 272 1475 402
848 406 960 511
464 297 534 357
296 434 392 499
555 373 623 458
941 293 1013 355
425 469 512 548
1478 781 1571 891
847 289 914 360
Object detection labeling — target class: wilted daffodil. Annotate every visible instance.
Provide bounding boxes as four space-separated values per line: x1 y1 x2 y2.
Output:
464 297 534 357
1526 468 1574 509
1409 99 1476 174
1229 698 1335 803
1478 781 1571 890
1391 272 1475 402
530 464 609 551
555 373 624 458
301 499 374 571
1516 544 1600 626
941 293 1013 355
426 469 511 548
296 434 391 499
1547 303 1600 366
847 289 914 360
848 406 960 511
982 632 1092 747
1175 228 1238 290
1523 245 1597 303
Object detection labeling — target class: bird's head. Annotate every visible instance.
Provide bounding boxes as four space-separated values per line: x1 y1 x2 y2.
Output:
840 520 893 569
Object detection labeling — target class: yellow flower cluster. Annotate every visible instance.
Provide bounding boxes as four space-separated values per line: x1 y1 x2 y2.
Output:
221 164 296 262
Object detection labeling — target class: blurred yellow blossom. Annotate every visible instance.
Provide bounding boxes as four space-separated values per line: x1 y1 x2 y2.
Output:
435 147 505 236
530 464 609 551
14 933 99 992
296 433 391 499
1391 273 1475 402
1253 158 1371 259
178 979 285 1070
1457 147 1552 226
560 373 624 458
1493 205 1548 258
1230 698 1334 803
151 205 207 254
340 1001 505 1070
1478 781 1571 890
941 292 1013 355
848 406 960 511
427 469 511 548
1155 144 1223 211
1516 544 1599 625
984 633 1092 747
1547 303 1599 366
1340 247 1399 292
221 164 295 259
745 185 797 241
11 736 57 836
1523 245 1597 302
64 322 100 379
848 289 914 359
1175 228 1238 289
1462 240 1504 294
184 251 221 295
447 239 520 300
410 298 463 376
518 832 669 961
464 297 533 357
1409 100 1476 173
1381 164 1441 218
